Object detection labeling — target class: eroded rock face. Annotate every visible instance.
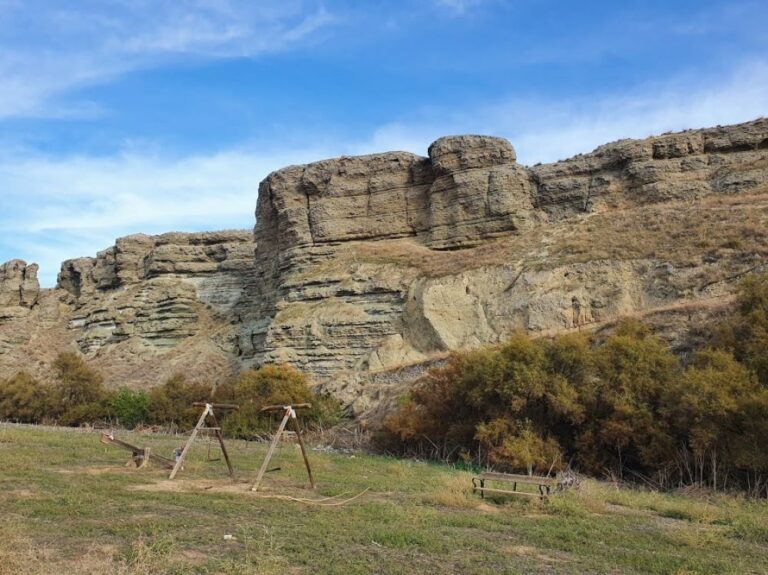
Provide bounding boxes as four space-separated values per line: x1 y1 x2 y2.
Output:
1 119 767 415
0 260 39 309
0 232 252 388
531 120 768 215
239 118 768 415
60 231 253 356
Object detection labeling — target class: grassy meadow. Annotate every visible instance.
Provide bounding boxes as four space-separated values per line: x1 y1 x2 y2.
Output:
1 424 766 575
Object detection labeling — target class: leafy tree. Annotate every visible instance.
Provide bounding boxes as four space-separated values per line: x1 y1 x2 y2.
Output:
576 320 680 476
712 273 768 386
221 364 341 438
665 349 768 487
51 352 111 425
475 419 562 475
381 333 587 471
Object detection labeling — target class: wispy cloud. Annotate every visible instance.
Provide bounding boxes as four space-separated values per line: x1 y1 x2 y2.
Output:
0 1 335 119
0 143 334 286
7 56 767 287
433 0 488 15
355 58 768 165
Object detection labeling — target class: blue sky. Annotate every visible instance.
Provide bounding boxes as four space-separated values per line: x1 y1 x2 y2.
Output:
1 0 766 286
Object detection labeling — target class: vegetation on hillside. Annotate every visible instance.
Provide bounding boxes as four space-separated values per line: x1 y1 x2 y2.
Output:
215 364 342 438
380 274 768 495
0 359 341 435
1 274 767 494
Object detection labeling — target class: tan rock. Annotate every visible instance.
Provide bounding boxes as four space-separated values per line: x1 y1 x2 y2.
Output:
0 260 39 308
2 118 768 416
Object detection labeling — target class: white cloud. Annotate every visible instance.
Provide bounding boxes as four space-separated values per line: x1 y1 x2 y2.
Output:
354 58 768 165
0 143 334 286
0 1 335 119
3 56 767 287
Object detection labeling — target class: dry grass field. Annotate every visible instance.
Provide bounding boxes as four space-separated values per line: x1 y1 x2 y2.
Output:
1 424 767 574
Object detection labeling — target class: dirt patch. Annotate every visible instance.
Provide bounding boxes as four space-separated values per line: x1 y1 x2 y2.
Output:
5 489 36 499
128 478 249 494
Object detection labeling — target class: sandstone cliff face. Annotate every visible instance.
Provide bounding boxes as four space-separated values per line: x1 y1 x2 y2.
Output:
242 120 768 414
1 119 767 416
0 231 252 388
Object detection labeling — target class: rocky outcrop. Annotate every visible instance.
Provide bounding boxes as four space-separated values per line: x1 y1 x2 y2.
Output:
241 119 768 399
59 231 253 355
255 135 537 256
532 120 768 216
0 232 251 388
0 260 39 321
58 231 252 304
1 119 767 415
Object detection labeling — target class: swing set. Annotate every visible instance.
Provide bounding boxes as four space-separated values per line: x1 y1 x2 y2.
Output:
101 401 316 491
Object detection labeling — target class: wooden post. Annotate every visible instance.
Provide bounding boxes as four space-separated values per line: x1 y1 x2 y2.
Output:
167 402 239 480
250 404 316 492
169 404 210 480
290 415 315 489
251 407 292 492
136 447 150 469
210 411 235 479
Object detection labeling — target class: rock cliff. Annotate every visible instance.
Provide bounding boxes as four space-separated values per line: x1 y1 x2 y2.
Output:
1 119 767 417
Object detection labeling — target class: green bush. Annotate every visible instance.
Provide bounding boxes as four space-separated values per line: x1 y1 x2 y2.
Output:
577 321 680 475
51 352 112 426
110 387 150 429
381 332 586 471
712 273 768 386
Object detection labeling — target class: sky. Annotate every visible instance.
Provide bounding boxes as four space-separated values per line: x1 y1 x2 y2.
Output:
0 0 766 286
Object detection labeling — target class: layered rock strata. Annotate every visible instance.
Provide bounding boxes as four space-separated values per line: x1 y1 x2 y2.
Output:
1 119 767 414
242 120 768 411
0 231 252 388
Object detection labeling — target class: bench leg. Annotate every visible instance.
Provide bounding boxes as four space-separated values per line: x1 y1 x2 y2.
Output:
480 478 485 499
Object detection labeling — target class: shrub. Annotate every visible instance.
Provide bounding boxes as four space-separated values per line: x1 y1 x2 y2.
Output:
0 372 51 423
712 273 768 386
147 374 212 429
51 352 112 425
576 320 680 476
475 419 563 475
110 387 150 429
381 332 587 470
220 364 342 439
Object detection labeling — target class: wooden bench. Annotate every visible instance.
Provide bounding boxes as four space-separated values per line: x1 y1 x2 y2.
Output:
472 471 559 500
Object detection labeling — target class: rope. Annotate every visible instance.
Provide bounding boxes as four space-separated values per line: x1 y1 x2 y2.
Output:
251 487 370 506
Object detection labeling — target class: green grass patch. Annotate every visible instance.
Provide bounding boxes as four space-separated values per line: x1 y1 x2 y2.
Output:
0 424 766 574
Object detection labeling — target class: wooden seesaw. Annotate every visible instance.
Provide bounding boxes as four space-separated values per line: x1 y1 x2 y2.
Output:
100 432 175 470
100 402 318 494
